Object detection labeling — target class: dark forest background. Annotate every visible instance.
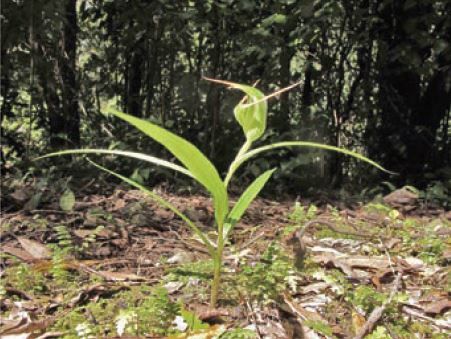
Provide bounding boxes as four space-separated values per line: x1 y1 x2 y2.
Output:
1 0 450 197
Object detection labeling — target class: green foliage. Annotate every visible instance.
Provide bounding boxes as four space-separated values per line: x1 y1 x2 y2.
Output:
348 285 387 314
50 247 73 286
5 263 46 293
238 243 296 303
395 218 448 265
410 322 450 339
291 202 318 223
80 225 106 251
133 287 180 336
365 326 390 339
105 107 229 227
312 269 350 296
283 202 317 236
420 180 450 208
166 260 214 284
54 224 105 256
346 284 409 334
4 0 449 192
38 80 385 306
363 202 393 216
416 235 446 265
54 225 75 251
0 283 6 298
224 168 276 238
52 286 180 337
303 320 335 338
179 304 210 331
220 328 257 339
231 84 267 143
59 188 75 211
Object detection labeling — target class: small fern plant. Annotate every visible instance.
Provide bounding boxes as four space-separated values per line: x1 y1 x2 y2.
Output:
37 79 387 307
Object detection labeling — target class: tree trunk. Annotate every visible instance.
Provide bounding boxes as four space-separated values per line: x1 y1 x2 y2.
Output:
127 38 144 117
207 8 222 159
61 0 80 147
276 35 292 133
145 34 159 117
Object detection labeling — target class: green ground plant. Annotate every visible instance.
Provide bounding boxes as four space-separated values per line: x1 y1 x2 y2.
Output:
282 202 318 236
51 286 180 337
37 79 387 307
5 263 47 293
237 242 295 303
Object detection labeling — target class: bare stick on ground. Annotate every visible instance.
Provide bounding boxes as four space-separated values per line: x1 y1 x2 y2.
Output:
353 271 403 339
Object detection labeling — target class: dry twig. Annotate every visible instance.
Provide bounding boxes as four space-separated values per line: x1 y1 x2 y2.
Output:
353 271 403 339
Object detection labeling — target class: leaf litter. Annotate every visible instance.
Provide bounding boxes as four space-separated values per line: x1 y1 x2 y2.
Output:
0 187 449 338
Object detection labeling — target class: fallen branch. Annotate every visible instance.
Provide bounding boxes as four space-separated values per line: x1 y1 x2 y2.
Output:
402 305 451 331
353 271 403 339
297 218 374 239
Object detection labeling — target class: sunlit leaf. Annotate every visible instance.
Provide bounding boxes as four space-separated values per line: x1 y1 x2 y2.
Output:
35 149 193 178
105 108 228 226
224 169 276 239
87 159 216 256
235 141 393 176
204 78 267 142
59 188 75 211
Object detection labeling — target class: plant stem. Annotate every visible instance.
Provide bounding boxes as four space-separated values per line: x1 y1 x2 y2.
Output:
214 139 253 305
210 251 223 307
224 139 252 188
211 220 225 307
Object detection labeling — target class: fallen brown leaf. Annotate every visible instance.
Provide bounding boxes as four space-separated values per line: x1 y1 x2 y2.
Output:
383 187 418 206
9 189 31 203
2 246 36 262
423 298 451 316
73 229 92 238
351 310 366 335
0 310 66 336
17 238 52 260
112 198 126 211
84 268 146 282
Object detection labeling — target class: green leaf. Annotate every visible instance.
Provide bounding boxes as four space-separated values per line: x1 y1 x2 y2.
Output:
24 192 42 211
59 189 75 211
86 159 216 256
204 78 267 143
312 61 322 71
130 169 144 184
232 85 267 142
35 149 193 178
262 13 287 26
223 169 276 239
105 108 228 226
180 305 209 331
235 141 393 175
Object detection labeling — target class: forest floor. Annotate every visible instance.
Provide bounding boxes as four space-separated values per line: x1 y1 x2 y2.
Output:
1 185 450 338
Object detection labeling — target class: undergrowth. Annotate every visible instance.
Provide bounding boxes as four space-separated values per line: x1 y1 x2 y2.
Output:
1 201 448 338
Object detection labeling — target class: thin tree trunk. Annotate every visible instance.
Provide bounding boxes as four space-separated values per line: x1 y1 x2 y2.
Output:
127 38 144 117
145 36 159 116
61 0 80 147
277 37 292 133
207 9 222 159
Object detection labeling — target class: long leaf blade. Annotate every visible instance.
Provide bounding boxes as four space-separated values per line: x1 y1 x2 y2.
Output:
229 141 393 181
105 108 228 225
86 159 216 256
35 149 193 178
223 168 276 240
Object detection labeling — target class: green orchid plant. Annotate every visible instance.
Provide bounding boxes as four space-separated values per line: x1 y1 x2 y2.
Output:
37 79 388 307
